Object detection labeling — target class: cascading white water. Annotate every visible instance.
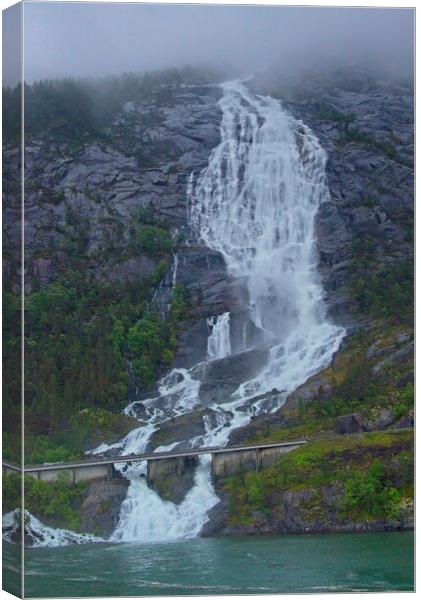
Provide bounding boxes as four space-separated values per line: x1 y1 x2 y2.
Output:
172 252 179 287
207 312 231 360
107 80 344 544
2 510 102 548
110 456 219 543
10 81 345 548
192 81 345 405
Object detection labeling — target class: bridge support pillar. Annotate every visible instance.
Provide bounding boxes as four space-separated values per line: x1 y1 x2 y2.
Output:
146 455 199 503
146 455 198 487
211 443 303 483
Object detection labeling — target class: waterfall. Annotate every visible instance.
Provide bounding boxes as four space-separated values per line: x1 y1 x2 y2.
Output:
107 80 344 544
207 312 231 360
171 252 179 288
15 81 345 548
192 81 345 406
110 457 218 543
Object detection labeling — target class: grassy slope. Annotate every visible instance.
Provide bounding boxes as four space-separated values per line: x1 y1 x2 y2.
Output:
224 430 413 531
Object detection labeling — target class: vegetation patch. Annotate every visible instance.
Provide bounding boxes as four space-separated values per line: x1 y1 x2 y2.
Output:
3 472 88 532
342 458 411 521
3 195 191 463
224 431 413 527
337 127 398 160
315 103 356 126
348 236 413 324
3 67 224 144
131 208 174 256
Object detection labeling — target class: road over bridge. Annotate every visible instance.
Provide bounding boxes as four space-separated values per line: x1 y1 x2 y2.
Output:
3 440 306 485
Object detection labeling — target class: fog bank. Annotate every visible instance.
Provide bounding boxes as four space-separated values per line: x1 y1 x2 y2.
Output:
4 3 415 85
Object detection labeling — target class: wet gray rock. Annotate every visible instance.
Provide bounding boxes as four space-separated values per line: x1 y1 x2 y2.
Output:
227 409 298 446
167 245 253 367
195 347 269 406
147 455 199 504
200 492 230 536
80 478 130 538
372 341 414 376
3 84 223 292
284 368 334 409
148 408 209 451
173 318 211 368
107 256 157 283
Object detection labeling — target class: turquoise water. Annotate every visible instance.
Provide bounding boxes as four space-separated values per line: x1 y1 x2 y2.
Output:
4 531 414 597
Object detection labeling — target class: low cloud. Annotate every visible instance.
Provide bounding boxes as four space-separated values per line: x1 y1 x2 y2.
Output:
4 3 415 85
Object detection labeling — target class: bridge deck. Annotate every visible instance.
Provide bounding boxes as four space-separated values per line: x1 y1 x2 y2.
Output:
3 440 306 473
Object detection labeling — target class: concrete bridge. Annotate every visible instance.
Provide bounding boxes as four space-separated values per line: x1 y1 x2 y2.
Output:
2 440 306 486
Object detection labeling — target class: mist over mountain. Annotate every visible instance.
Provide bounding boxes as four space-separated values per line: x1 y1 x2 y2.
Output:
4 3 414 86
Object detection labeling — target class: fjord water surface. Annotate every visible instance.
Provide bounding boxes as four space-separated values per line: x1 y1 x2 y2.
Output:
15 532 414 597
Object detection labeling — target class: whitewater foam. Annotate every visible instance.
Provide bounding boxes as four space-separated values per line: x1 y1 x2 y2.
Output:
207 312 231 360
3 510 102 548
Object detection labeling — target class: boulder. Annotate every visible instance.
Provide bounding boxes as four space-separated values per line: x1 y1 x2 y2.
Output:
335 413 366 434
365 408 395 432
394 409 414 429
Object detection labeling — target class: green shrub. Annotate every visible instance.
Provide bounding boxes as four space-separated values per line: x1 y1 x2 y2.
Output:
343 460 402 520
3 472 87 532
3 473 22 512
25 472 87 531
24 436 80 464
392 383 414 420
128 312 176 387
136 207 163 226
135 225 173 255
170 284 189 323
348 236 413 324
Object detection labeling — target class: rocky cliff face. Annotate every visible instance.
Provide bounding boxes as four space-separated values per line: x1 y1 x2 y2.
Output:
4 83 222 291
4 71 413 375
